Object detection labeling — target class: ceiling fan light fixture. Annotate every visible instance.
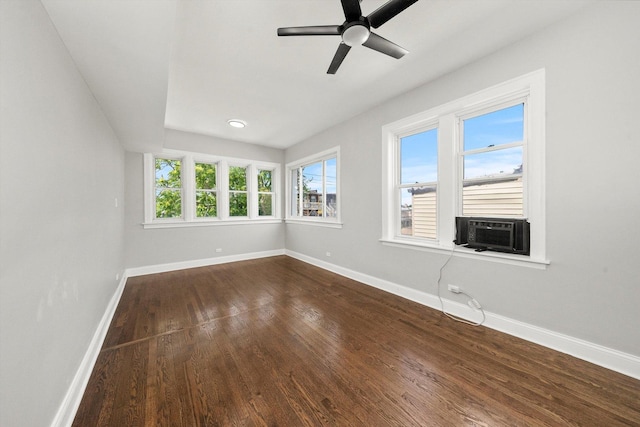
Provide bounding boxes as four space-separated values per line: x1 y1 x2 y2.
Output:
342 24 370 46
227 119 247 129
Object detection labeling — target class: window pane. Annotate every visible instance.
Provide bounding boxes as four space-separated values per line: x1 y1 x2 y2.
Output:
463 104 524 151
302 162 322 217
155 158 181 188
196 191 217 217
155 158 181 218
463 146 522 180
195 163 216 190
462 177 523 217
229 192 247 216
155 189 181 218
229 166 247 191
325 158 337 218
302 162 322 193
400 186 436 239
258 194 272 216
400 128 438 185
258 170 272 192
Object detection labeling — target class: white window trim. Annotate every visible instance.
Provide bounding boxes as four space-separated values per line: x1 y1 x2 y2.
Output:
285 146 342 228
143 150 281 229
381 69 547 268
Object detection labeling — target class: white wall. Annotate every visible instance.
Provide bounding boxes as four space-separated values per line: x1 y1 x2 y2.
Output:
0 1 125 426
285 2 640 358
124 129 285 269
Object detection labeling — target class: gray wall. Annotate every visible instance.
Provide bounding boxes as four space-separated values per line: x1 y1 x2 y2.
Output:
0 1 125 426
124 130 285 269
285 2 640 357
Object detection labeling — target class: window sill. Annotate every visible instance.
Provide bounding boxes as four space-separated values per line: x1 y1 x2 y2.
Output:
143 218 283 229
285 218 343 229
379 238 549 270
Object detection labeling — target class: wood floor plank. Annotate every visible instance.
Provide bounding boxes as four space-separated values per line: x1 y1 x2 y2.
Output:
73 256 640 426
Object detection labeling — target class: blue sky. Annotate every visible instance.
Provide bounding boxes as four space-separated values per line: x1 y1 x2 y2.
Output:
302 158 337 194
401 103 524 185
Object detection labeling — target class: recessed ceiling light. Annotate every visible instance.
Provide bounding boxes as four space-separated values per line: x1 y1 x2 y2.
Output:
227 119 247 129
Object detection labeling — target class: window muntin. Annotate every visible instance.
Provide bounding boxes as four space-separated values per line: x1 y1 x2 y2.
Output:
398 128 438 239
286 147 340 225
229 166 248 217
195 162 217 218
461 103 525 218
155 158 182 219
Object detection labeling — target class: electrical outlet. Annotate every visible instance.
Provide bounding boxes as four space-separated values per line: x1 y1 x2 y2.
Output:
448 284 461 294
215 248 222 253
326 252 331 257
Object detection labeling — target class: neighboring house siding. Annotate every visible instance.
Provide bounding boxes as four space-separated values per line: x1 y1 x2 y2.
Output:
412 192 437 239
462 178 523 217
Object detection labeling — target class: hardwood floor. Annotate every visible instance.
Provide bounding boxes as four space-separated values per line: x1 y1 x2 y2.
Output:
73 256 640 426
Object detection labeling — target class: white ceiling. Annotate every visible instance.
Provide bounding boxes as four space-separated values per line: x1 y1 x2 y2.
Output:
41 0 591 152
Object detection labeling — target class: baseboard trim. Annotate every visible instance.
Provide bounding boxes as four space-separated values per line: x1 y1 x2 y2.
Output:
50 273 128 427
125 249 286 277
285 250 640 380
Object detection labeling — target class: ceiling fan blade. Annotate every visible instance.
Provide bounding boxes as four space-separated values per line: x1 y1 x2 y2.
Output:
367 0 419 28
362 32 408 59
327 43 351 74
341 0 362 22
277 25 342 36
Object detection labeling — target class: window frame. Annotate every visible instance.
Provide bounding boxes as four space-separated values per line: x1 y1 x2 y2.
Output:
143 150 281 228
381 70 547 267
227 163 250 218
285 146 342 228
257 167 276 218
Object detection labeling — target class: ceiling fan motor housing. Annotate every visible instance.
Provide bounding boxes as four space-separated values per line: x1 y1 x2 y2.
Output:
341 19 371 46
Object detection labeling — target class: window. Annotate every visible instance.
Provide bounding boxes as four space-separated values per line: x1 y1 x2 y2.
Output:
229 166 248 217
461 103 524 218
144 151 280 228
382 70 546 265
399 127 438 239
286 147 340 226
155 158 182 219
195 162 217 218
258 169 274 216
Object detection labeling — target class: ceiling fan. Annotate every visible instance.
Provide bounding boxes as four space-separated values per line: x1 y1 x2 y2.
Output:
277 0 419 74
